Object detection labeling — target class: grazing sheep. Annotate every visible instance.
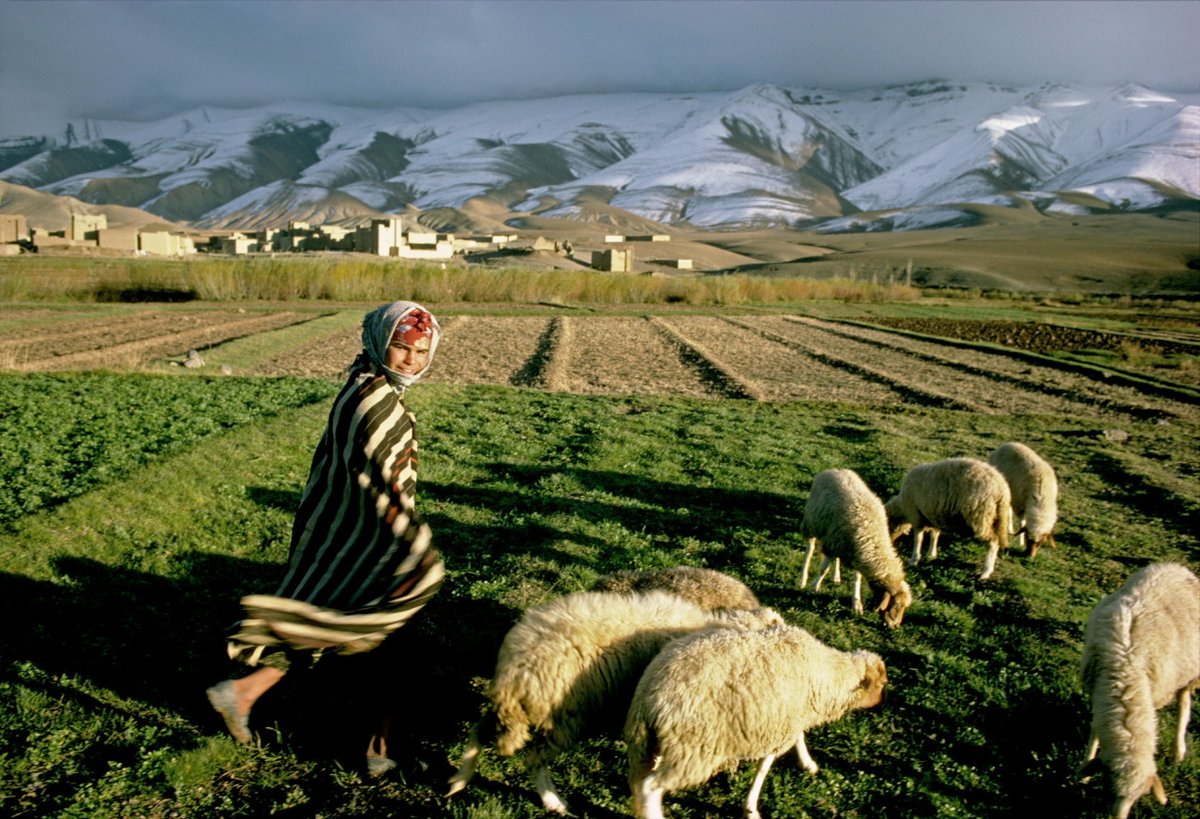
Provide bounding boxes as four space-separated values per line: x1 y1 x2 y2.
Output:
800 468 913 628
884 457 1012 580
625 623 887 819
446 590 783 814
987 441 1059 557
1080 562 1200 819
590 565 761 612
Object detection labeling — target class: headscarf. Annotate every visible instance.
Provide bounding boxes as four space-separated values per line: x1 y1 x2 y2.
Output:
360 301 441 390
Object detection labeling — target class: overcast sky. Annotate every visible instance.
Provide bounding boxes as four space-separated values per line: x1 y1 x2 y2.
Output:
1 0 1197 138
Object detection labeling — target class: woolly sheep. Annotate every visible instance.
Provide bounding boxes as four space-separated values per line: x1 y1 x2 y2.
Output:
987 441 1059 557
1080 562 1200 819
800 468 913 628
884 457 1012 580
625 623 887 819
446 589 784 814
590 565 761 612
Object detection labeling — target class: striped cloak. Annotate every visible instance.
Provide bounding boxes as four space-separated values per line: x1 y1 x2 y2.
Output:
226 359 444 663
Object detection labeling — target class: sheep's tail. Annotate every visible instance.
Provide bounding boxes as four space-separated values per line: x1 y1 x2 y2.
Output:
494 694 532 757
993 495 1011 550
625 709 659 788
447 709 498 797
1097 598 1160 798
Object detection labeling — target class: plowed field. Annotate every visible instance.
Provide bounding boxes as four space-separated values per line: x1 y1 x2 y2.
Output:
3 308 1196 423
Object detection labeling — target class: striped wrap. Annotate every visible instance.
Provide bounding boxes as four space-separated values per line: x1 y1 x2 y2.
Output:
226 359 444 663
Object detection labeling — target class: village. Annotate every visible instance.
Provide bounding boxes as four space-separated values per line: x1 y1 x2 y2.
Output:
0 212 695 273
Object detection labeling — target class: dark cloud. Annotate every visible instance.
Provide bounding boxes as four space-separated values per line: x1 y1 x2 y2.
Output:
1 0 1197 137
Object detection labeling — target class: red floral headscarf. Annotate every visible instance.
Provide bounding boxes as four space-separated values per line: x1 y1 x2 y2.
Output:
361 301 441 389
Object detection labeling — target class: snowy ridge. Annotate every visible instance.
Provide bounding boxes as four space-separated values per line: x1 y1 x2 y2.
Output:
0 81 1195 231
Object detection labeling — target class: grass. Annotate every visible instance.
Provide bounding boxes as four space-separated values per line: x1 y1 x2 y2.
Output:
0 371 1197 818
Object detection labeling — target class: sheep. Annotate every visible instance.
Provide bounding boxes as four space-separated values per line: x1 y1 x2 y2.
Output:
625 623 887 819
590 565 761 612
1080 562 1200 819
884 457 1012 580
987 441 1059 557
446 589 784 814
800 468 913 628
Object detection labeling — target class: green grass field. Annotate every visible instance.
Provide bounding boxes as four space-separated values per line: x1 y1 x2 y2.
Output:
1 364 1197 817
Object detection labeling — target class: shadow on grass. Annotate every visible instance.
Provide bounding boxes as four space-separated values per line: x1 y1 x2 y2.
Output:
0 544 520 783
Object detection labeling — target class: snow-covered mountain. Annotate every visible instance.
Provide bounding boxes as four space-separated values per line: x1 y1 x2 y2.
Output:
0 81 1195 232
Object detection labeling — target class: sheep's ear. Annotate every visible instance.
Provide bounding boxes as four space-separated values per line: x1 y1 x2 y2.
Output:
876 592 892 612
1046 532 1057 549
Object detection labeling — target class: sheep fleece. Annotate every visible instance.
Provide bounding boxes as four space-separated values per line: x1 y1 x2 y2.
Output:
1081 562 1200 808
625 624 884 790
987 441 1058 543
804 468 906 593
492 590 769 757
590 565 760 611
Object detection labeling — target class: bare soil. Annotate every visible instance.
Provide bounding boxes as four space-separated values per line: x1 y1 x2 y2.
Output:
870 317 1199 357
3 311 1196 423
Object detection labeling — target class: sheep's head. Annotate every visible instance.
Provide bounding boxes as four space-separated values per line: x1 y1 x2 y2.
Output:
1027 530 1056 559
877 582 913 629
853 653 888 709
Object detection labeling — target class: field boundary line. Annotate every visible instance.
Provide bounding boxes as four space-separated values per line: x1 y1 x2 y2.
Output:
510 316 561 388
724 316 977 411
648 316 760 400
20 312 315 371
791 317 1179 421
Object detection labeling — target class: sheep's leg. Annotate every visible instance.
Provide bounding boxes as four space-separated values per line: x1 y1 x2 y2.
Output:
979 538 1000 580
631 771 665 819
1175 687 1193 761
800 538 817 588
446 718 485 797
813 557 834 592
743 753 776 819
533 766 568 815
795 731 819 774
910 529 924 566
852 572 865 615
1084 731 1099 763
833 557 842 584
926 529 939 560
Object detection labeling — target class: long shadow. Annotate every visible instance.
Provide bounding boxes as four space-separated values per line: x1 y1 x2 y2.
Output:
1085 450 1200 543
0 545 521 780
1 460 803 792
426 461 800 540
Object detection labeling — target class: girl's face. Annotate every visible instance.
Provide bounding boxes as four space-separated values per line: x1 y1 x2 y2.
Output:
386 339 430 376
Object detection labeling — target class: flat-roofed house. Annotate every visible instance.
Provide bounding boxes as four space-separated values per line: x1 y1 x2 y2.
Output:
0 214 28 244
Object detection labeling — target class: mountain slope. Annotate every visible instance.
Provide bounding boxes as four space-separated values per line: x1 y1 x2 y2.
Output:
0 82 1195 231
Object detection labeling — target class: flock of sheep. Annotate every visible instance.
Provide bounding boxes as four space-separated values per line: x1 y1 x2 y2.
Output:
445 441 1199 819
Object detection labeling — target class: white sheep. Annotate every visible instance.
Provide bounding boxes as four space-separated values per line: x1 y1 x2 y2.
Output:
987 441 1059 557
625 623 887 819
590 565 761 612
884 457 1012 580
800 468 913 628
1080 562 1200 819
446 589 783 814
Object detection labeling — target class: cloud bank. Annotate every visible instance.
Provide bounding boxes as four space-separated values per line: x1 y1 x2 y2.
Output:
1 0 1197 138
